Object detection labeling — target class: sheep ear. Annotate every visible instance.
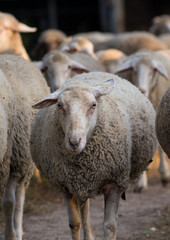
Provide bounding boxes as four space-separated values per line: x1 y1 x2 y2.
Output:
70 60 89 74
32 91 60 109
13 22 37 32
92 78 115 98
115 59 133 73
152 60 169 80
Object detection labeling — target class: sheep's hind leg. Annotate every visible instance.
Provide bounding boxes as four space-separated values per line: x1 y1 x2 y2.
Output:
1 175 18 240
103 183 121 240
158 146 170 185
63 192 81 240
14 181 25 240
79 199 94 240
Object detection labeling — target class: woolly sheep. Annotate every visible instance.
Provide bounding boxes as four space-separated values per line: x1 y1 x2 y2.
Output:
32 29 67 59
96 48 127 73
93 31 167 54
116 50 170 190
149 15 170 36
0 54 49 240
156 88 170 158
37 50 105 92
0 11 37 60
30 72 157 240
59 36 97 59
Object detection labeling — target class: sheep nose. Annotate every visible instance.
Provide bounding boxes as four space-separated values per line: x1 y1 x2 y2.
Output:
69 138 81 149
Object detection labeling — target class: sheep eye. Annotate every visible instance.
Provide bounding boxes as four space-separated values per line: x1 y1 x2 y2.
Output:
92 103 96 107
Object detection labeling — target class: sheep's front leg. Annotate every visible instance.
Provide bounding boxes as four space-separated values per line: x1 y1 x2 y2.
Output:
103 184 121 240
133 171 148 192
158 146 170 185
79 199 94 240
14 181 25 240
62 192 81 240
1 175 18 240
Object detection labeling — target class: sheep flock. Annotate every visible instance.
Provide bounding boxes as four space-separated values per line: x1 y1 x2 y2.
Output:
0 11 170 240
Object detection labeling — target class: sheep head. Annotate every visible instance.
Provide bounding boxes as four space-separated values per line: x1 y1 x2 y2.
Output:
116 53 168 97
32 78 114 154
37 50 89 92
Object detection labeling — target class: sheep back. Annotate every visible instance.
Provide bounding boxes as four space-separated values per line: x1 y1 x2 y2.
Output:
31 72 157 201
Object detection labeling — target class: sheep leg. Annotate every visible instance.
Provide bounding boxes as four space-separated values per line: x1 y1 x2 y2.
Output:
14 181 25 240
1 175 18 240
158 146 170 185
79 199 94 240
62 192 81 240
133 171 148 192
103 184 121 240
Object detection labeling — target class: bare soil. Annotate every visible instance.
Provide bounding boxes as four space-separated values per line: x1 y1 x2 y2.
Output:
0 160 170 240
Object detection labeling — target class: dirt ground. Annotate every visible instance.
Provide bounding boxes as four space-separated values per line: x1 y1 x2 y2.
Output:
0 159 170 240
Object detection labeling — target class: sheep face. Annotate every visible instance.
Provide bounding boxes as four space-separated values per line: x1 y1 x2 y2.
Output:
32 78 115 154
117 55 168 97
39 51 89 92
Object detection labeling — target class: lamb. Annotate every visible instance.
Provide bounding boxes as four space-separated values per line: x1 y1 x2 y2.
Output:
0 54 49 240
32 29 67 59
149 15 170 36
0 11 37 60
93 31 167 54
37 50 105 92
96 48 127 73
59 36 97 59
30 71 157 240
116 50 170 190
156 88 170 158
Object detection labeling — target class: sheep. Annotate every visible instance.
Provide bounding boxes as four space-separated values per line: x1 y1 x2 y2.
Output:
156 88 170 159
149 15 170 36
0 11 37 60
36 50 105 92
0 54 50 240
96 48 127 73
32 29 67 59
30 71 157 240
116 50 170 191
59 36 97 59
93 31 167 54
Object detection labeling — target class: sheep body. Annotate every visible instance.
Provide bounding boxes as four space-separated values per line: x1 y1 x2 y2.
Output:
156 88 170 158
30 72 157 201
94 31 166 54
0 54 49 240
0 70 15 194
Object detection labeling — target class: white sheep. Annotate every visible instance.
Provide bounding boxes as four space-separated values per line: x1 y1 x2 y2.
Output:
37 50 105 92
156 88 170 159
96 48 127 73
0 11 37 60
93 31 167 54
30 72 157 240
32 28 67 59
0 54 49 240
59 36 97 59
116 49 170 191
